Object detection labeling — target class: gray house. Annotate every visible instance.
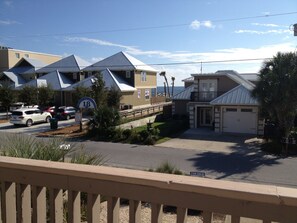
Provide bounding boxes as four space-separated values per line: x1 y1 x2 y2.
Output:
173 70 264 135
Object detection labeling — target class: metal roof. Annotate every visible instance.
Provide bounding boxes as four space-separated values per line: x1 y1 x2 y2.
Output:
64 69 136 92
210 84 258 106
182 76 194 82
36 55 90 73
1 71 26 87
16 70 73 90
83 51 157 72
172 85 194 100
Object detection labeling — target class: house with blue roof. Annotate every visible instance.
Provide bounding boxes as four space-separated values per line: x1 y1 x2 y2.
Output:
173 70 264 135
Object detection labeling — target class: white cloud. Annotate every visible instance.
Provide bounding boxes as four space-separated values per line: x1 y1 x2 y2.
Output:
190 20 215 30
90 57 104 63
0 20 19 25
235 29 291 35
4 1 13 7
64 36 296 85
251 23 279 27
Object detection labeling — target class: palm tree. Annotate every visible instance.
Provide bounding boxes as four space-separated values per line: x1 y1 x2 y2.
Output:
171 76 175 97
252 52 297 139
159 71 170 98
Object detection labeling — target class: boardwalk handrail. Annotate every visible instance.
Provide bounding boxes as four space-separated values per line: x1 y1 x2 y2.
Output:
0 156 297 222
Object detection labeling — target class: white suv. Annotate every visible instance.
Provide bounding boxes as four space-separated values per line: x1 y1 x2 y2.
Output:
10 108 52 127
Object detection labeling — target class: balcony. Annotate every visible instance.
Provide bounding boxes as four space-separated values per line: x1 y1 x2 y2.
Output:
0 156 297 223
190 91 226 102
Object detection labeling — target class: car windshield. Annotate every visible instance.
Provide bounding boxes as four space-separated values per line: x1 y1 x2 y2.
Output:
11 111 23 116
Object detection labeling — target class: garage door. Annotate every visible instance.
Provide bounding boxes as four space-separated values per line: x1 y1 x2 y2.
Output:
222 107 257 134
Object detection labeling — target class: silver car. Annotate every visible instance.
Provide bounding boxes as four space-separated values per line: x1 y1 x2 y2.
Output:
10 108 52 127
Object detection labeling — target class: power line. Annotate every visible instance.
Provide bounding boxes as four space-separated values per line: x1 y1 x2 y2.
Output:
2 11 297 38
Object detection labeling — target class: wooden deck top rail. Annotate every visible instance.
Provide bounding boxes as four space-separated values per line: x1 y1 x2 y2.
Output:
0 156 297 223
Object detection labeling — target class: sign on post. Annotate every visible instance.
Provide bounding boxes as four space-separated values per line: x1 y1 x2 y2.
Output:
77 97 97 109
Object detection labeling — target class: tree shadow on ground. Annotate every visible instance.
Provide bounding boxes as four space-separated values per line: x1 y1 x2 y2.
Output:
187 142 281 180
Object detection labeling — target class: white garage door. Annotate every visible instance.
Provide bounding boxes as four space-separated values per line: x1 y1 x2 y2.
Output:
222 107 257 134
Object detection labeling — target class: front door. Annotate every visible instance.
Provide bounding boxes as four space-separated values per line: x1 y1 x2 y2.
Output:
200 108 212 126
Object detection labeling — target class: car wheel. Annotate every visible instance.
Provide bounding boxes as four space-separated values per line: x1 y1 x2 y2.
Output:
66 115 70 120
45 116 51 123
26 119 33 127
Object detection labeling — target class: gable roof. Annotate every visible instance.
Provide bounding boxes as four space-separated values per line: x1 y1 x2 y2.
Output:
10 58 48 75
36 55 90 73
16 70 73 90
1 71 26 87
210 84 258 106
64 69 136 92
172 85 194 100
84 51 157 72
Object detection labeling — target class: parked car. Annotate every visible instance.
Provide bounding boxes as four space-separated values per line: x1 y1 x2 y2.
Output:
43 106 56 117
10 108 52 127
56 106 76 120
9 102 25 112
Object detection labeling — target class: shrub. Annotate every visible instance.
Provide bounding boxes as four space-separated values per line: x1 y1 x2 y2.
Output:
129 130 142 144
122 129 132 139
143 135 156 145
154 161 183 175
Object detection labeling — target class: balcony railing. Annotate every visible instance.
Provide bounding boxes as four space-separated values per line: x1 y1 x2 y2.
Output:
1 156 297 223
190 91 226 102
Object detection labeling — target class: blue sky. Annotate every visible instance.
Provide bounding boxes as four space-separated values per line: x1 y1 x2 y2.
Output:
0 0 296 85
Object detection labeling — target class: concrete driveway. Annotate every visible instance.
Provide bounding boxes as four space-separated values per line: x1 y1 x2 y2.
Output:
158 128 263 154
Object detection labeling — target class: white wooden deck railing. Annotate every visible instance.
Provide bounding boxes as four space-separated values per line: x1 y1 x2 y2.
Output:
0 156 297 223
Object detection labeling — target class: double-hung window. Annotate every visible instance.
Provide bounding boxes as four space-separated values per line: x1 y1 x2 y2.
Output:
141 71 146 82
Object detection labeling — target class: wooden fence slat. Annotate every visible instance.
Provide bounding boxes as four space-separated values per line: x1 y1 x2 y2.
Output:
87 193 100 223
176 207 187 223
1 182 16 223
16 184 31 223
129 200 141 223
107 196 120 223
151 203 163 223
68 190 81 223
32 186 46 223
49 188 63 223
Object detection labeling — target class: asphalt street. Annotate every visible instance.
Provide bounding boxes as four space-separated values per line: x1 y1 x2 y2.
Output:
0 121 297 189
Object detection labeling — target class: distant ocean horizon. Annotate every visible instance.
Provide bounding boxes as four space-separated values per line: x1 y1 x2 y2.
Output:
157 86 184 96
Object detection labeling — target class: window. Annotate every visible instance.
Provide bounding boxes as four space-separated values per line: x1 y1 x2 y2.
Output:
126 71 131 78
15 53 20 59
73 73 77 80
151 88 156 97
145 89 150 100
137 90 141 99
141 71 146 82
24 54 29 58
226 108 237 112
241 108 253 112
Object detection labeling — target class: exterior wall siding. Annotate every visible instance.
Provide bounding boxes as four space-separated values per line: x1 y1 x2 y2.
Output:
173 100 190 116
134 71 157 88
121 88 153 107
193 76 238 93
